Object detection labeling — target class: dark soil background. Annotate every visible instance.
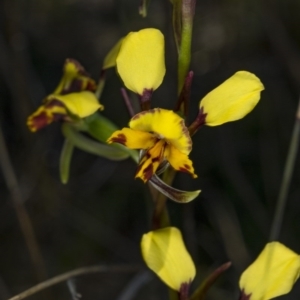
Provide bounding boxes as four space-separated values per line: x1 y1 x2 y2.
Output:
0 0 300 299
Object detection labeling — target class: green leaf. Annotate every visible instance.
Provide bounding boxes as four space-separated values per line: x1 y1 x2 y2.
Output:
85 114 139 162
149 174 200 203
84 113 119 142
62 123 130 161
59 138 74 184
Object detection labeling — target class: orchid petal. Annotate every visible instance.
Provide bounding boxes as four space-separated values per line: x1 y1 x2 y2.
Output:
239 242 300 300
54 59 96 95
141 227 196 291
116 28 165 94
200 71 264 126
165 144 197 178
27 100 67 132
49 91 103 118
135 140 165 182
130 108 192 155
107 128 157 150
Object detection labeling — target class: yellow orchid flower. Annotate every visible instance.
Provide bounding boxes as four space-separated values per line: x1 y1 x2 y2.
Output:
102 28 165 96
141 227 196 292
239 242 300 300
199 71 264 126
107 108 197 182
53 58 97 95
27 59 103 132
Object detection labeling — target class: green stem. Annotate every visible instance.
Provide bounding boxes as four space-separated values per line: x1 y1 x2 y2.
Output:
171 0 182 54
151 168 176 229
175 71 193 118
178 0 195 95
59 138 74 184
269 99 300 241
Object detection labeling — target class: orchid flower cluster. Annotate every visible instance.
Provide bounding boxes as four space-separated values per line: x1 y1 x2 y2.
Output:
26 2 300 299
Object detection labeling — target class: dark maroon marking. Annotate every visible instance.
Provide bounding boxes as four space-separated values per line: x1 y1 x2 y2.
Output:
110 133 127 145
239 290 251 300
86 80 97 92
45 99 65 109
64 58 89 76
139 151 151 163
198 107 207 124
62 79 82 94
140 89 153 111
136 154 151 177
135 141 166 181
152 156 160 163
141 88 153 101
179 282 191 300
142 164 154 181
179 167 191 174
179 119 192 149
188 106 207 136
52 113 67 122
29 112 51 130
183 164 191 170
175 71 194 116
131 108 158 120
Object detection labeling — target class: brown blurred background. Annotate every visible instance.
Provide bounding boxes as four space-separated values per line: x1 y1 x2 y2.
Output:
0 0 300 299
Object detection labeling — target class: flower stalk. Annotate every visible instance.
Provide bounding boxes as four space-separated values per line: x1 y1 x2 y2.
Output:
178 0 196 94
175 71 194 118
151 168 175 229
269 98 300 241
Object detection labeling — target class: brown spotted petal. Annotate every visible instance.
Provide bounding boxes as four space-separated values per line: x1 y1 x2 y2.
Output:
107 128 157 149
129 108 192 155
165 144 197 178
135 140 165 182
53 58 96 95
149 174 201 203
27 100 68 132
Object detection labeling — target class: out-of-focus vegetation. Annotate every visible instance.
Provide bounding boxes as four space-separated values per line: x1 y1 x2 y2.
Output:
0 0 300 299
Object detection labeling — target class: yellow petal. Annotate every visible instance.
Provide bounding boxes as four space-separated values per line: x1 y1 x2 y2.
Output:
165 145 197 178
27 101 67 132
53 59 96 95
103 38 123 69
141 227 196 291
107 128 156 149
48 91 103 118
199 71 264 126
130 108 192 155
116 28 166 94
135 139 165 182
239 242 300 300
